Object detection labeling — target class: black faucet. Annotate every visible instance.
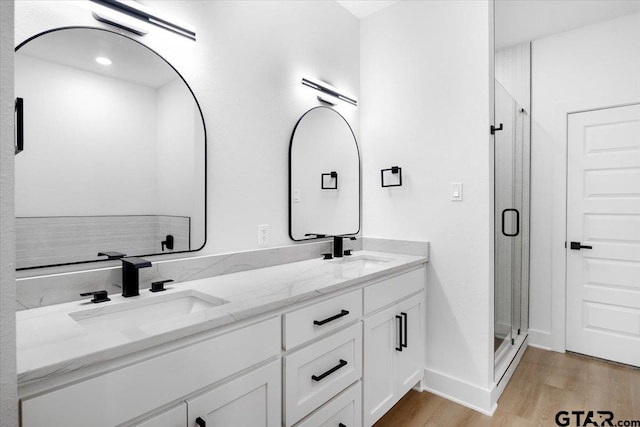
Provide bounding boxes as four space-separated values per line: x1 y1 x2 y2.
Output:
333 235 356 258
121 257 152 297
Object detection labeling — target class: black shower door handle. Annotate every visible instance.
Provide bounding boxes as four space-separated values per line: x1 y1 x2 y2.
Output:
15 97 23 155
501 208 520 237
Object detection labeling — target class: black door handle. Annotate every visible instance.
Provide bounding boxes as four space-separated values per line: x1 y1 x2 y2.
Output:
395 315 403 352
314 310 350 326
401 312 408 348
195 417 206 427
311 359 348 381
501 209 520 237
570 242 592 250
490 123 503 134
15 97 23 155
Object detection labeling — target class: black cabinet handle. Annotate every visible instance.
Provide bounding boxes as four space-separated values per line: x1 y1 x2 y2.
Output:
339 424 347 427
312 359 347 381
15 97 23 155
314 310 349 326
501 208 520 237
490 123 503 134
195 417 206 427
395 315 403 352
401 312 408 348
570 241 592 250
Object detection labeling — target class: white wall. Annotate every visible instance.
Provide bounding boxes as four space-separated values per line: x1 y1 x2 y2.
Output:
156 78 204 247
360 0 494 412
15 0 360 257
529 13 640 350
14 54 159 216
0 1 17 425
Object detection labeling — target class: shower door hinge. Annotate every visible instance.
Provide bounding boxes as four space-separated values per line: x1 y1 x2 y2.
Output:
511 338 515 345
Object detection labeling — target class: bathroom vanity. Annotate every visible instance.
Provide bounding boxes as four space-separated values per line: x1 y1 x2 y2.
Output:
16 251 428 427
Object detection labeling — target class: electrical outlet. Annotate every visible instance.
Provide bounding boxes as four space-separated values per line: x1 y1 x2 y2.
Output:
258 224 269 245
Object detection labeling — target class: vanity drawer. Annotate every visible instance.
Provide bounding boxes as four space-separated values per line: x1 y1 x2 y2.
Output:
284 323 362 427
295 381 361 427
364 267 425 314
284 289 362 350
20 317 281 427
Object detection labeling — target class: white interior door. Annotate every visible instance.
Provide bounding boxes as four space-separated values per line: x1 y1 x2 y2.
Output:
566 103 640 367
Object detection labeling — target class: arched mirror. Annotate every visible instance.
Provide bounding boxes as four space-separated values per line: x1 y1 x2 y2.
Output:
289 106 360 240
15 27 206 269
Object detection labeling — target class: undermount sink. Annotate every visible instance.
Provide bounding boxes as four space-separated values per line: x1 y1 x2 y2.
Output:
69 290 228 333
330 254 393 268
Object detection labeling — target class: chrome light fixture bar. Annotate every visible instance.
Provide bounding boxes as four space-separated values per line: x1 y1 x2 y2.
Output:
90 0 196 40
301 77 358 107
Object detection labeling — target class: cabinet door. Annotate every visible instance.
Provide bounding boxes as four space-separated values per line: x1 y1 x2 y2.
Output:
130 403 186 427
187 360 281 427
363 305 398 427
395 293 424 397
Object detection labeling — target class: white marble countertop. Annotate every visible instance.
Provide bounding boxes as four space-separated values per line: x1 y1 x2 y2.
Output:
16 250 427 385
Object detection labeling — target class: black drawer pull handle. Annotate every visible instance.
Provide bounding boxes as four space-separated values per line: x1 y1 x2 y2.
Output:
339 424 347 427
195 417 206 427
396 315 403 352
314 310 350 326
312 359 347 381
401 312 408 348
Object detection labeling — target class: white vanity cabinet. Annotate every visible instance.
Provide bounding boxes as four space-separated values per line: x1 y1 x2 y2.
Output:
131 403 187 427
20 317 281 427
363 292 424 427
186 360 281 427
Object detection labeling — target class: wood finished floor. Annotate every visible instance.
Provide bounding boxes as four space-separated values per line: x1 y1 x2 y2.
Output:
374 347 640 427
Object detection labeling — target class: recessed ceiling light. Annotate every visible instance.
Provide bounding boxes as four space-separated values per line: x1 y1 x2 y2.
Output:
95 56 112 66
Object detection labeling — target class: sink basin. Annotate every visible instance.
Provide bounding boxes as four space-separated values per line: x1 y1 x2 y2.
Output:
69 290 228 333
330 254 393 268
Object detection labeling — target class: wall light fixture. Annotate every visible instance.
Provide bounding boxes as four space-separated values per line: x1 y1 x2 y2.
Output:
301 76 357 108
90 0 196 41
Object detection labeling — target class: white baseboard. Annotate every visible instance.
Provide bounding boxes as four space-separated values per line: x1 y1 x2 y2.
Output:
422 369 496 416
527 329 553 350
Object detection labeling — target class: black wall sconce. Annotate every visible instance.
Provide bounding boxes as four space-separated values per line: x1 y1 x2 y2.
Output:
302 77 358 108
90 0 196 40
321 171 338 189
381 166 402 187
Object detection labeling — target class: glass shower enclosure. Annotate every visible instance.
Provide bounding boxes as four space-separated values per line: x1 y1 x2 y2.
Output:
493 42 531 377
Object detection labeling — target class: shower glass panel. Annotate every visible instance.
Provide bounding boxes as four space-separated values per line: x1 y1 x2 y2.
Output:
493 42 531 374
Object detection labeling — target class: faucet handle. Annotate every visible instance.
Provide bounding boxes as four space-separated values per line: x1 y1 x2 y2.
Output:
97 251 126 260
80 290 110 303
150 279 173 292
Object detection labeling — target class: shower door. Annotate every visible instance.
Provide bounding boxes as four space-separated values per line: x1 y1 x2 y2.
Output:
493 54 531 373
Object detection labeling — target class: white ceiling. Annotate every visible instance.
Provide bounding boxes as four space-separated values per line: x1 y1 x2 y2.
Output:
18 28 178 88
336 0 398 19
495 0 640 49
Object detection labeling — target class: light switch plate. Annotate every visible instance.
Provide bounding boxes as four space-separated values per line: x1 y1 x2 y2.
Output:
451 183 463 201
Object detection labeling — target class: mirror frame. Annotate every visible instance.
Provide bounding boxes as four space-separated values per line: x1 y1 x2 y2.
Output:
15 26 207 270
288 106 361 241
